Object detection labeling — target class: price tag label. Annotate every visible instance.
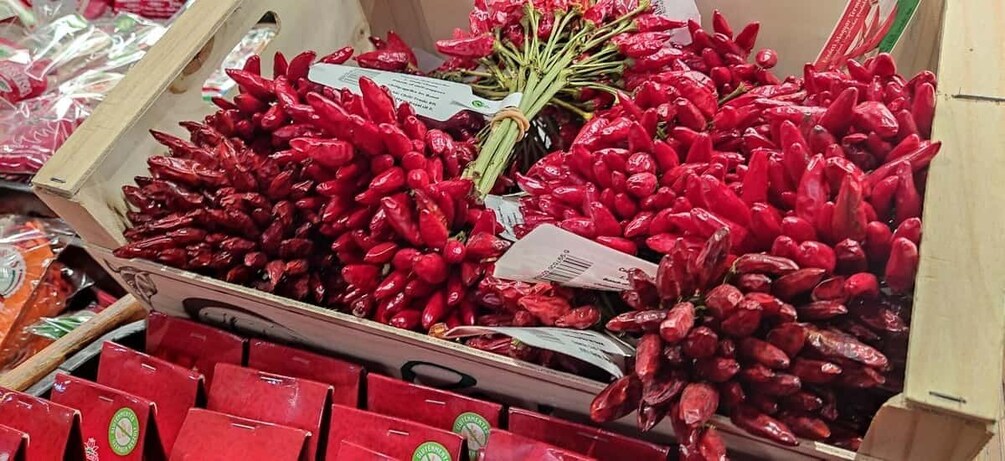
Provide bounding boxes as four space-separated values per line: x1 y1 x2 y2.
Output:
444 326 634 377
493 225 657 291
309 64 522 122
484 194 525 241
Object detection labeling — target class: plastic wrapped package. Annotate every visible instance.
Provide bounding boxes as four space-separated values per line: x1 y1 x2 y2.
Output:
202 23 276 99
0 215 80 370
0 8 165 176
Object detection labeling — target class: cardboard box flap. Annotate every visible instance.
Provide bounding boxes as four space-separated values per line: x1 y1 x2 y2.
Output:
97 341 205 454
0 424 26 461
507 408 670 461
480 429 596 461
146 312 245 385
170 408 310 461
0 387 84 461
366 374 502 459
49 373 165 461
327 405 466 461
248 339 363 407
207 363 331 461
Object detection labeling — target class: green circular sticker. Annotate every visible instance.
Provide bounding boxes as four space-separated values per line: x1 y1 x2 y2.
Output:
471 100 487 109
452 412 491 458
412 441 452 461
108 407 140 455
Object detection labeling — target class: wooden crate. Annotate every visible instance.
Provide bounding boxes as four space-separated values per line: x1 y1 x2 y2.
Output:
30 0 1005 459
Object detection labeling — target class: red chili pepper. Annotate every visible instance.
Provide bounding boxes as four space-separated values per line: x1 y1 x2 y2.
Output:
682 326 719 359
680 383 719 427
225 69 274 100
436 34 495 58
781 216 818 243
893 163 921 226
720 299 762 337
355 49 412 71
320 46 354 65
634 14 685 32
773 268 826 301
659 302 696 343
730 405 798 446
590 374 642 423
694 357 741 383
381 195 423 246
734 22 760 53
740 337 791 369
805 327 888 369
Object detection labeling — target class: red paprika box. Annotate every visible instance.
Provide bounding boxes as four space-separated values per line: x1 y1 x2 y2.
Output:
0 424 26 461
49 373 165 461
479 429 596 461
507 408 670 461
207 363 332 461
96 341 204 454
248 338 363 407
0 387 84 461
170 408 310 461
146 312 245 386
326 405 467 461
366 374 502 459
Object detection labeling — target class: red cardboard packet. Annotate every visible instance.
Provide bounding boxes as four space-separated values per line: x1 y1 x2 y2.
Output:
479 430 596 461
248 339 363 406
335 441 401 461
507 408 670 461
326 405 466 461
146 312 245 385
97 342 204 454
366 374 502 459
0 387 83 461
0 424 26 461
207 363 331 461
170 408 309 461
49 374 165 461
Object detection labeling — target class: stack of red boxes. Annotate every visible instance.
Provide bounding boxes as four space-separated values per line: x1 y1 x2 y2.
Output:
0 312 672 460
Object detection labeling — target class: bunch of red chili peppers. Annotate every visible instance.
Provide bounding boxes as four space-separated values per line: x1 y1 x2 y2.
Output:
507 12 938 456
112 1 942 456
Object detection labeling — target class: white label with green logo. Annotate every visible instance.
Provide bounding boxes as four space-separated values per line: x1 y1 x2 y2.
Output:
108 407 140 456
0 244 26 298
412 441 452 461
452 412 491 458
309 64 522 122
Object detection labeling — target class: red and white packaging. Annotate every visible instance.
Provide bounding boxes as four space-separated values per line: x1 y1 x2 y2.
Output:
0 387 84 461
479 429 595 461
247 339 363 407
170 408 309 461
96 341 204 454
207 363 331 461
112 0 186 19
146 311 245 385
366 374 501 459
334 441 401 461
326 405 467 461
0 424 27 461
49 373 165 461
507 408 670 461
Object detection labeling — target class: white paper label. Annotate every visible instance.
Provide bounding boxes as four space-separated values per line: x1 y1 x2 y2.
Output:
444 326 634 377
309 64 523 122
493 225 657 291
484 194 525 241
652 0 700 45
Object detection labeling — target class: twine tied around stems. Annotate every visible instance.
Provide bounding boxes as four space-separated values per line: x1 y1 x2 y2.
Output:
491 107 531 140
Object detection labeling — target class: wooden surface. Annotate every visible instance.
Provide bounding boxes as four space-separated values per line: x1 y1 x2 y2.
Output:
934 0 1005 100
32 0 371 249
0 296 145 391
902 93 1005 422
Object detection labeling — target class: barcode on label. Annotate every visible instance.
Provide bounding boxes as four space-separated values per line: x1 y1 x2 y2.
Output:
537 252 593 284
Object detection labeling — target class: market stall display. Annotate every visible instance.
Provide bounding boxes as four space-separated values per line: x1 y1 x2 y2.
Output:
26 0 1005 459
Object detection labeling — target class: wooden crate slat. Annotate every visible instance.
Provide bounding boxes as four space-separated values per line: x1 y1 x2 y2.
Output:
934 0 1005 100
903 91 1005 422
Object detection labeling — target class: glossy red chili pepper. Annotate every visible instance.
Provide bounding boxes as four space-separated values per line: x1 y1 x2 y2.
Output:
435 34 495 58
589 374 641 423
